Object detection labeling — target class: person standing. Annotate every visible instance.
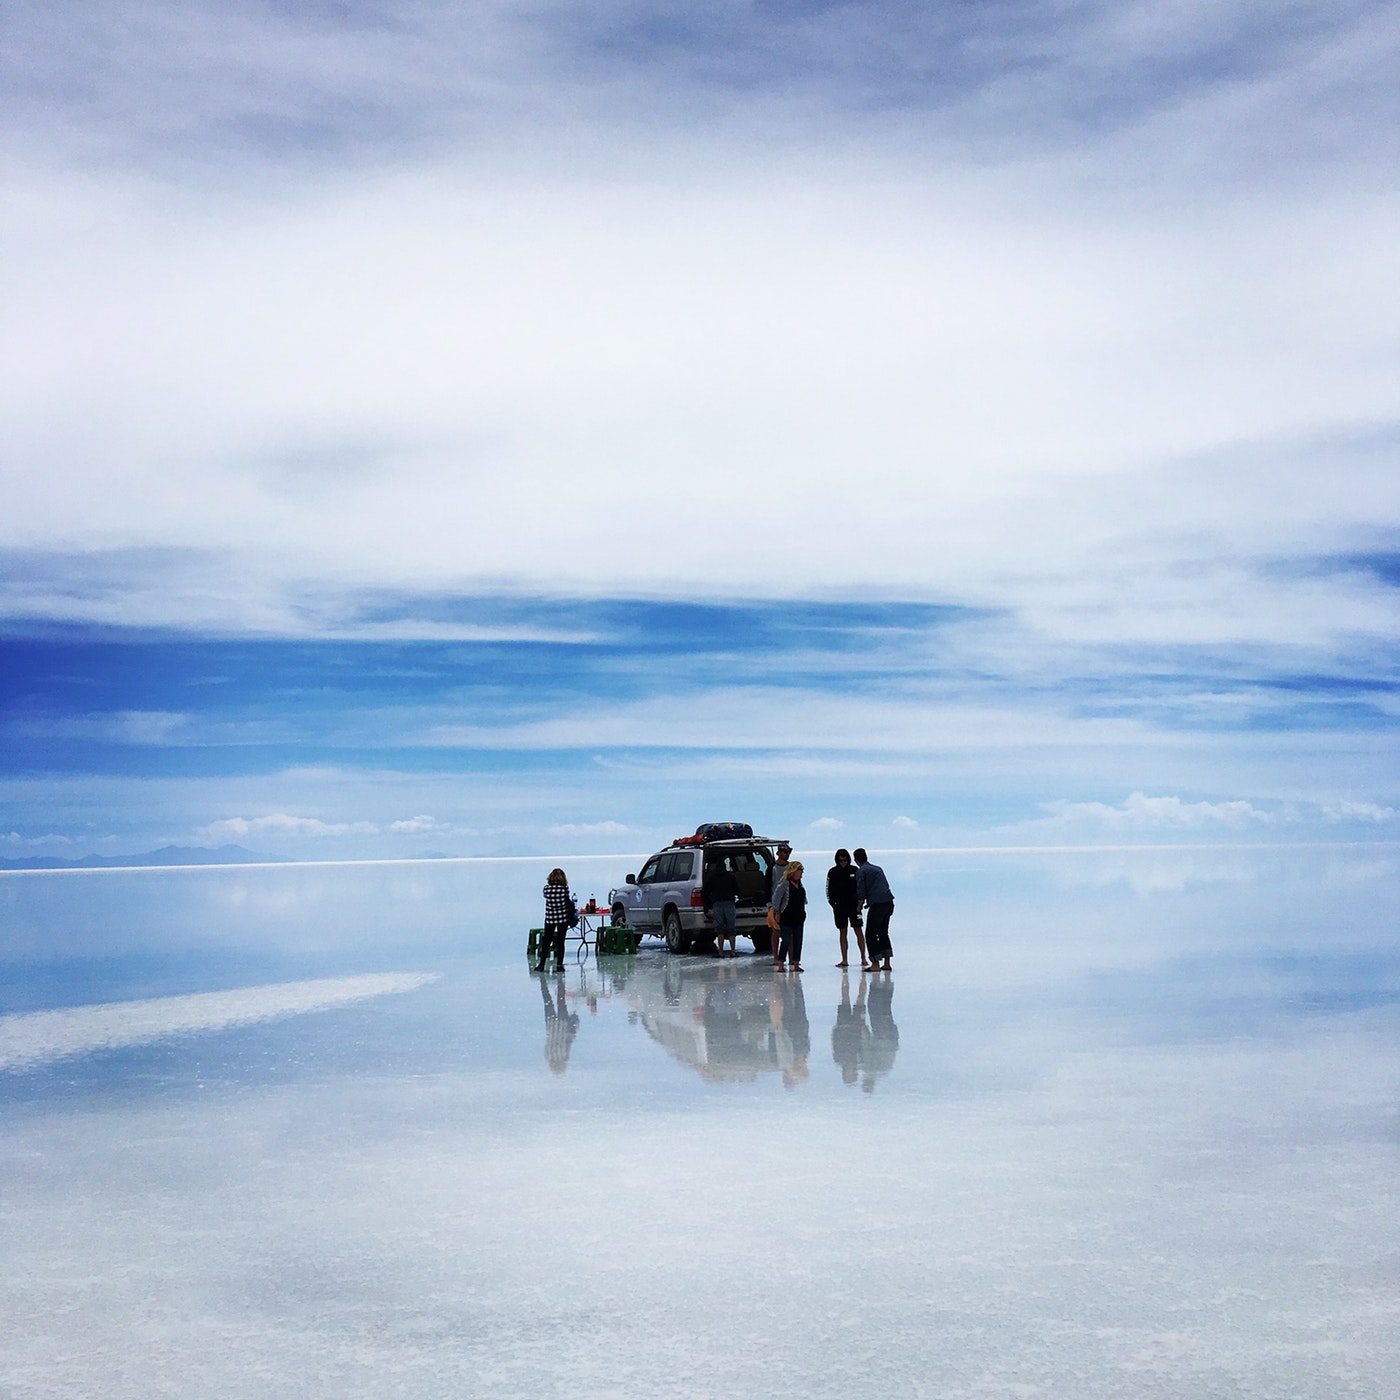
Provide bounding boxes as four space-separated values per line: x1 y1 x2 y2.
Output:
854 848 894 971
765 842 793 963
768 842 792 899
704 855 740 957
771 860 808 971
536 866 571 972
826 847 868 969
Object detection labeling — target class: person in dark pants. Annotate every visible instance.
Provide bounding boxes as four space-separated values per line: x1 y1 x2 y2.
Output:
704 856 741 957
826 847 868 969
771 861 808 971
536 866 571 972
854 848 894 971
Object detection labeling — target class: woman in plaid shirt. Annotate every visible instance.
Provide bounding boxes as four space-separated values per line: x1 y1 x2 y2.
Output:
536 867 572 971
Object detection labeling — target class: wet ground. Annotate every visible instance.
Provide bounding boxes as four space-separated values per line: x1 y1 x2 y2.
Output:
2 848 1398 1397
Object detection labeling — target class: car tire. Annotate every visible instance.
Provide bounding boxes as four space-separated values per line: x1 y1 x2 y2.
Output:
610 904 628 927
750 926 773 956
663 909 689 955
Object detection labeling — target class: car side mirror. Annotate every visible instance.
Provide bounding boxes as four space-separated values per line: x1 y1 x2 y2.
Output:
625 874 636 885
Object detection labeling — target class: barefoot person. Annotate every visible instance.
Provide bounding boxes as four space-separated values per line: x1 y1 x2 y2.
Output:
535 866 571 972
771 861 808 972
854 848 894 971
826 847 868 969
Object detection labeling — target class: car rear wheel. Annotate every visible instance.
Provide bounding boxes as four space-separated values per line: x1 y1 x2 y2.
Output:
750 926 773 956
663 909 689 954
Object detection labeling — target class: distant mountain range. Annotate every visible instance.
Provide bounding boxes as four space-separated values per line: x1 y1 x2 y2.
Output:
0 845 280 871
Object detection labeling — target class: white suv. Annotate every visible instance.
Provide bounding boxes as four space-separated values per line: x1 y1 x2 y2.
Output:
608 829 787 955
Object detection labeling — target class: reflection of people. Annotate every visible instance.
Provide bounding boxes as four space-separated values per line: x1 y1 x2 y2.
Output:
826 848 867 969
831 970 869 1086
771 861 808 971
768 966 810 1088
700 962 760 1078
536 866 571 972
863 971 900 1093
538 972 579 1074
854 848 894 971
704 857 740 957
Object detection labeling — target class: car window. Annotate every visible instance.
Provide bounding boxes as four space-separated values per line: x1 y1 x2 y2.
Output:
732 848 771 878
661 851 696 882
638 857 663 884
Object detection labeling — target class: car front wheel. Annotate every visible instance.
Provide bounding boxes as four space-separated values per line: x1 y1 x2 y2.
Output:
663 909 689 954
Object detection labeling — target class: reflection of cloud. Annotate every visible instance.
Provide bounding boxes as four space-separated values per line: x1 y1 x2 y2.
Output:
1039 792 1278 831
0 973 438 1072
200 814 380 841
1040 847 1400 896
1050 851 1270 895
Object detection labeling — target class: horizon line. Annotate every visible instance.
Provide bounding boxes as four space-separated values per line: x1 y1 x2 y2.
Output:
3 839 1397 877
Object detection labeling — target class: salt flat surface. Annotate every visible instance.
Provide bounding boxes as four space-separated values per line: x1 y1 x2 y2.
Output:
1 849 1397 1397
0 973 438 1071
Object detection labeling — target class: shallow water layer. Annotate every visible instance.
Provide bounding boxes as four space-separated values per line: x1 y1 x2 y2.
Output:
2 849 1398 1398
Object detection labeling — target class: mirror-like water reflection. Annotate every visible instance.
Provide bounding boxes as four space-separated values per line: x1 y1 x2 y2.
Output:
2 848 1398 1397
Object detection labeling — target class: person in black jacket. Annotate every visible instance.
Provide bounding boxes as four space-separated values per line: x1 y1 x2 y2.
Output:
826 848 868 969
704 856 741 957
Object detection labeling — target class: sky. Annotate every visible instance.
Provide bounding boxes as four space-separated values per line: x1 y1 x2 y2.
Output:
1 1 1397 860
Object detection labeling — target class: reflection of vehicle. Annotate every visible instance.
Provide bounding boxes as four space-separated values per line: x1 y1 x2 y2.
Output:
608 825 788 954
613 952 810 1085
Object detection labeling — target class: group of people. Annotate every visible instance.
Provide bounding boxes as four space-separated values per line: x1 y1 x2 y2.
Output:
705 842 895 973
537 846 897 975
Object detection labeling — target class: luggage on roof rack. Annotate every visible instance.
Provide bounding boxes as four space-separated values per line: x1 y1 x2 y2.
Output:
671 822 756 846
695 822 754 841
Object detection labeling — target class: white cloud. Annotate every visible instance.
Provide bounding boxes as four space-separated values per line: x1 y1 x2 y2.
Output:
9 711 191 745
1038 792 1279 831
389 815 439 834
2 830 74 851
548 820 630 838
1 154 1396 656
810 817 844 831
891 816 918 828
199 814 380 843
1321 800 1398 824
